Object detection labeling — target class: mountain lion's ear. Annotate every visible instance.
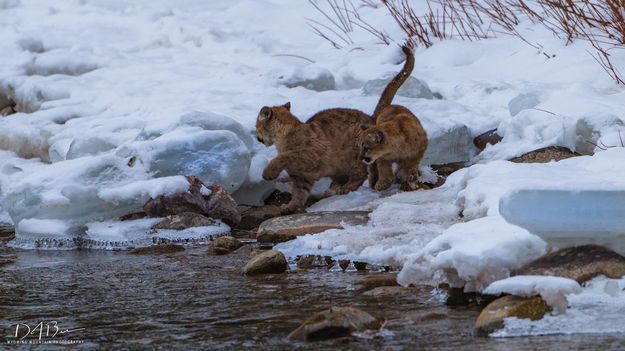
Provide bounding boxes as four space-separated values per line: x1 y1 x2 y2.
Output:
258 107 273 121
369 130 384 144
360 124 370 131
283 102 291 111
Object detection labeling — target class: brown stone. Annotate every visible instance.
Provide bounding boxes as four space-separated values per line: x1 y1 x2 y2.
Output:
256 211 370 244
0 100 16 117
358 274 398 291
143 176 240 226
208 236 243 255
287 307 381 341
129 244 185 255
264 190 292 207
243 249 288 275
153 212 216 230
119 212 147 221
509 146 580 163
473 129 503 151
296 255 318 269
239 206 282 230
514 245 625 284
476 295 550 335
361 286 408 297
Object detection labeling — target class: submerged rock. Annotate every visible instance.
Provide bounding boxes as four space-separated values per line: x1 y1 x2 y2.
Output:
153 212 215 230
129 244 185 255
256 211 370 244
514 245 625 283
208 236 243 255
509 146 580 163
288 307 381 341
473 129 503 151
243 249 287 275
358 274 399 292
361 286 408 297
144 176 240 226
475 295 550 335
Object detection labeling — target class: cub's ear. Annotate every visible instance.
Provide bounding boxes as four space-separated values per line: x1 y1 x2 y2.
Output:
283 102 291 111
368 130 385 143
259 107 273 121
360 124 370 131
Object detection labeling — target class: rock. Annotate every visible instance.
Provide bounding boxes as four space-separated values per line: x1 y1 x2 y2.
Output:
153 212 216 230
256 211 370 244
296 255 318 269
475 295 550 335
431 162 466 178
129 244 185 255
208 236 243 255
438 284 496 306
354 261 367 271
144 176 241 226
239 206 282 230
358 274 398 291
0 101 16 117
473 129 503 151
243 249 288 275
363 75 433 99
287 307 381 341
514 245 625 284
263 190 292 207
509 146 580 163
508 92 541 116
119 212 147 221
422 124 474 165
284 66 336 92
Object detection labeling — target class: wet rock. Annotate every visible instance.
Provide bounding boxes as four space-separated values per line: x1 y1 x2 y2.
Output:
354 261 367 271
358 274 398 291
243 249 288 275
363 75 433 99
0 100 16 117
284 67 336 92
423 124 474 165
475 295 550 335
129 244 185 255
296 255 318 269
508 92 541 116
119 212 147 221
288 307 381 341
208 236 243 255
144 176 240 226
239 205 282 230
153 212 216 230
361 286 407 297
473 129 503 151
431 162 466 178
509 146 580 163
264 190 292 207
439 285 496 306
514 245 625 284
256 211 370 244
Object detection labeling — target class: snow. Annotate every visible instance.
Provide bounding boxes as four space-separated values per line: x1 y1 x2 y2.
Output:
484 275 582 313
1 0 625 335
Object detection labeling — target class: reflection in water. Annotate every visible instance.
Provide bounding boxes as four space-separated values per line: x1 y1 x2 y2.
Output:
0 223 623 350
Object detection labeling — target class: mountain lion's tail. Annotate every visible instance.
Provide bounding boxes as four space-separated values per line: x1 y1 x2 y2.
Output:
372 45 414 122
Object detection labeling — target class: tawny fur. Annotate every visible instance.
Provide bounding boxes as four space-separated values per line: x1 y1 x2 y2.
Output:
359 105 428 191
256 45 415 213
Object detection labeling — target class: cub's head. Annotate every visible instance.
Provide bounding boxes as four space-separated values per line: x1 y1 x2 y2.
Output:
359 124 387 165
256 102 292 146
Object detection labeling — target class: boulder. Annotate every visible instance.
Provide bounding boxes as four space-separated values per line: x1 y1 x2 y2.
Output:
239 206 282 230
144 176 240 226
475 295 550 335
129 244 185 255
153 212 216 230
283 66 336 92
363 75 434 99
208 236 243 255
473 129 503 151
287 307 381 341
256 211 370 244
243 249 288 275
514 245 625 283
509 146 580 163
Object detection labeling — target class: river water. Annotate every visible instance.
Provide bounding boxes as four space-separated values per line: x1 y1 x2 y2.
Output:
1 223 624 350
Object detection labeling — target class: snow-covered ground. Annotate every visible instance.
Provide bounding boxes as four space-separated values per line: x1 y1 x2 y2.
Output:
1 0 625 337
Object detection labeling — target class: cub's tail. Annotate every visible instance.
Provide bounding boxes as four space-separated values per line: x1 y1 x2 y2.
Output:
371 45 414 122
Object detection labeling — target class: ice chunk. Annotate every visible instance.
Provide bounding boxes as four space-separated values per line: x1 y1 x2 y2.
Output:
500 189 625 239
97 176 190 204
574 113 625 155
362 75 434 100
484 275 582 313
179 111 255 151
282 66 336 92
48 138 73 162
508 92 541 116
